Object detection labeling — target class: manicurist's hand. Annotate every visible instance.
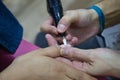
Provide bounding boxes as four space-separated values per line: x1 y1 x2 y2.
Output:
41 9 100 45
0 46 96 80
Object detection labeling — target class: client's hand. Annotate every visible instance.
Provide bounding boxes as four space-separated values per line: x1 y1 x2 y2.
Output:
0 46 96 80
60 45 120 78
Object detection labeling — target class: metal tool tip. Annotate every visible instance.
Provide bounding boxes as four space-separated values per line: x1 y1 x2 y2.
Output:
63 37 67 45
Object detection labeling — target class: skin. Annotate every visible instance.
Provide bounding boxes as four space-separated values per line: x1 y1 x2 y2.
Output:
0 46 96 80
40 0 120 78
60 45 120 78
41 0 120 46
96 0 120 27
41 9 100 45
1 0 119 80
43 33 120 78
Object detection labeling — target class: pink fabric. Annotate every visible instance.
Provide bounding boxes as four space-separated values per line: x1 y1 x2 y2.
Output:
0 40 39 72
14 40 39 57
0 39 106 80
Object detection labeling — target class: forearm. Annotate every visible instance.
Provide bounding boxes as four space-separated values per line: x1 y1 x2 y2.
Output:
96 0 120 28
110 50 120 78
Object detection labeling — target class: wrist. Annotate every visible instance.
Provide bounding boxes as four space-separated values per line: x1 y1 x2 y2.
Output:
89 5 105 34
88 9 101 34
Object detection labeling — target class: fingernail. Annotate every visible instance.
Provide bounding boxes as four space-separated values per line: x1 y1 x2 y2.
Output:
60 45 71 55
67 44 72 47
60 44 71 49
58 24 65 32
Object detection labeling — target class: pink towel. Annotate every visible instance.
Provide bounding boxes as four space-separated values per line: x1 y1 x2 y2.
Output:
0 40 39 71
14 40 39 57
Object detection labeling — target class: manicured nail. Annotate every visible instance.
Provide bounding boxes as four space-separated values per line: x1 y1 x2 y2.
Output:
60 45 71 55
58 24 65 32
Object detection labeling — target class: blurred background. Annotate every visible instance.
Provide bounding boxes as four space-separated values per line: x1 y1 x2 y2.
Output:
3 0 100 43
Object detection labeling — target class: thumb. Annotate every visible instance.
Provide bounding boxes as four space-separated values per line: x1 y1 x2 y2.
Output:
57 11 78 33
35 46 61 58
60 45 93 63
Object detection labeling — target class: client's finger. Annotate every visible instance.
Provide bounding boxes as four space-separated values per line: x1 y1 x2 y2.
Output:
60 45 93 63
45 34 58 46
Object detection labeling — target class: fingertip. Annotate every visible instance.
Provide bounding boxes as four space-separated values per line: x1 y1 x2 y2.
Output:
45 34 51 39
57 24 66 33
66 34 72 41
45 34 58 46
57 16 70 33
71 37 78 45
45 34 51 42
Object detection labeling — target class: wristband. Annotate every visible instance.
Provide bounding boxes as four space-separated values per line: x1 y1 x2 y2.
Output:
89 5 105 34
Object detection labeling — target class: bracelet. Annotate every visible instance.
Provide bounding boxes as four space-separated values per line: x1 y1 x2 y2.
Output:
89 5 105 34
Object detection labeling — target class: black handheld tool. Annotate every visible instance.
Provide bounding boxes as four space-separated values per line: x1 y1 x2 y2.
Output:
46 0 66 37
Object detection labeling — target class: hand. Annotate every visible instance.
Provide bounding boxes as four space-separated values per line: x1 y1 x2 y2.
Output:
41 9 100 45
60 45 120 78
0 46 96 80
